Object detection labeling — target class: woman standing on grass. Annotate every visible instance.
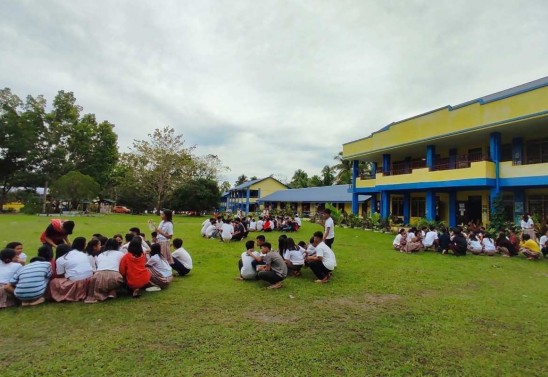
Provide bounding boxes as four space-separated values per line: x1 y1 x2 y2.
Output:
149 210 174 264
520 214 536 242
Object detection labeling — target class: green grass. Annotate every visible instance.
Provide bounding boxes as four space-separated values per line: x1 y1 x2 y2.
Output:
0 214 547 376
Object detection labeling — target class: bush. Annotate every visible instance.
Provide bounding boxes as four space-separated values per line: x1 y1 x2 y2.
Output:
21 195 42 214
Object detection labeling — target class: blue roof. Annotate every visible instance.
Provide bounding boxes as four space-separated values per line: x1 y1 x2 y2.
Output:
258 185 370 203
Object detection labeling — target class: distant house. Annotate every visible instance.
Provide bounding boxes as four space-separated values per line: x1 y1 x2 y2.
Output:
226 177 288 214
258 185 371 217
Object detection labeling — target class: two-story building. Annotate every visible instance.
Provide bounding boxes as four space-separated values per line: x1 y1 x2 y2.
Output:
226 176 288 214
343 76 548 227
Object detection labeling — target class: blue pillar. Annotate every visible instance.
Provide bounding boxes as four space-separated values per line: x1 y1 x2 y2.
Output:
426 145 436 170
245 188 250 214
449 191 457 227
382 154 391 175
371 162 377 177
352 160 359 187
426 190 436 221
370 194 377 214
403 193 410 225
490 132 501 207
514 189 525 224
380 191 390 219
512 137 523 165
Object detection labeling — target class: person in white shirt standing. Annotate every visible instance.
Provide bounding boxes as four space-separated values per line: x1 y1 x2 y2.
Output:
171 238 192 277
321 209 335 249
307 231 336 284
520 213 536 242
150 209 174 264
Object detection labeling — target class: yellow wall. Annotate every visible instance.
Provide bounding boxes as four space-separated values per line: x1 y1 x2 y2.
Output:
500 161 548 178
2 201 24 212
343 85 548 159
251 178 287 199
356 161 495 188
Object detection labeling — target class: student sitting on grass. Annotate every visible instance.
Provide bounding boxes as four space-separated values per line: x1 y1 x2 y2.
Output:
0 248 23 309
6 242 26 266
480 233 497 256
257 242 287 289
7 254 52 307
437 227 450 253
496 231 518 257
205 220 220 239
119 238 151 298
201 218 214 237
85 238 125 304
467 232 483 255
540 230 548 257
404 229 423 253
85 238 102 272
307 231 336 283
231 218 245 241
423 226 439 251
171 238 192 277
146 243 173 290
283 238 304 277
221 218 234 242
447 228 467 256
49 237 93 302
519 234 540 260
393 229 406 251
238 240 262 281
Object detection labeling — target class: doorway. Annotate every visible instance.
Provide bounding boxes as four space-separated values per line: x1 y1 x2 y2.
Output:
467 196 482 224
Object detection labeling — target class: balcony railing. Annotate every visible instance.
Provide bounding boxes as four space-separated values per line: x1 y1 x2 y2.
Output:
431 153 490 171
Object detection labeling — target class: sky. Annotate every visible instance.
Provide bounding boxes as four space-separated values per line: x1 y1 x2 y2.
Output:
1 0 547 185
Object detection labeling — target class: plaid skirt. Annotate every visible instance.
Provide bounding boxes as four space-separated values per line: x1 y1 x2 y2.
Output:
159 240 174 264
405 241 423 253
0 283 17 309
86 270 124 302
49 277 91 302
147 267 173 289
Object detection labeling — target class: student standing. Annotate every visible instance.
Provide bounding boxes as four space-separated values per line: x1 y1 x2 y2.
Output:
322 209 335 248
153 210 174 264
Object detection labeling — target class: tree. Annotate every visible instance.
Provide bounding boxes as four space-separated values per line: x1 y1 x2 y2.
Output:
321 165 335 186
50 171 100 210
235 174 248 186
220 181 231 193
172 178 220 213
309 175 323 187
189 154 229 181
289 169 309 188
128 127 195 211
333 151 352 184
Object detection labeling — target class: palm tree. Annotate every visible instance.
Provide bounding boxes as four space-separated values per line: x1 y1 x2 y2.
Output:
333 151 372 183
290 169 309 188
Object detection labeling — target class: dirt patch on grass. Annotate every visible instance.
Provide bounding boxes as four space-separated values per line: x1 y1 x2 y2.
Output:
247 312 299 324
314 293 401 311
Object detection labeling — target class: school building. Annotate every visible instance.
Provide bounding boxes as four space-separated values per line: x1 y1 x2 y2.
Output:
258 184 371 217
343 76 548 227
225 176 288 214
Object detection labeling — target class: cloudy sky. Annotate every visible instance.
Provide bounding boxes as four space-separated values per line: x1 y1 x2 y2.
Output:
1 0 547 184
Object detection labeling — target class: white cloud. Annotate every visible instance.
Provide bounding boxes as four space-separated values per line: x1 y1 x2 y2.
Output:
1 0 547 185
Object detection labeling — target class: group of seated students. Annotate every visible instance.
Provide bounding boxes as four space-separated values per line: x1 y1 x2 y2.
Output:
200 214 302 242
392 224 548 260
237 232 336 289
0 226 193 309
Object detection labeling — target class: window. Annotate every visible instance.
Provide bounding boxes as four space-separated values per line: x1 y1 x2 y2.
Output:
392 197 404 216
528 195 548 220
526 138 548 164
501 144 512 162
411 198 425 217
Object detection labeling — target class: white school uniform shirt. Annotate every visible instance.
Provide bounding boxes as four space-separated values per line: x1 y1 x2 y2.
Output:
393 234 402 247
256 220 264 231
0 261 23 284
540 235 548 248
315 241 336 270
269 221 275 230
468 239 482 251
324 217 335 239
240 250 261 280
146 254 172 277
423 231 438 247
284 249 304 265
172 247 192 269
157 221 174 242
406 232 415 242
18 252 27 263
200 222 210 236
306 244 317 257
88 255 97 272
202 218 210 227
482 237 496 252
295 216 302 227
249 221 257 231
520 218 534 229
96 250 125 272
205 224 217 237
221 223 234 240
298 246 306 257
56 250 93 281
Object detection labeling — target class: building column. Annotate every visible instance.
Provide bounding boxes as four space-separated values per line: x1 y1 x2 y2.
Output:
352 193 359 215
426 145 436 170
380 191 390 218
352 160 359 186
513 189 525 224
512 137 523 165
370 194 377 214
245 188 250 215
449 191 457 227
490 132 501 207
371 162 377 178
426 190 436 221
382 154 391 175
403 193 410 225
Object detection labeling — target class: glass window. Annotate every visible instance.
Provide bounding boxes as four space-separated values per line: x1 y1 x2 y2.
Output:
411 198 425 217
392 197 404 216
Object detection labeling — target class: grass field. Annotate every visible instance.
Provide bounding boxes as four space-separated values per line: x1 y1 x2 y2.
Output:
0 214 547 376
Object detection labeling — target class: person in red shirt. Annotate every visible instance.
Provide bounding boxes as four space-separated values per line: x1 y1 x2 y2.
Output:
40 219 75 251
119 238 151 298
